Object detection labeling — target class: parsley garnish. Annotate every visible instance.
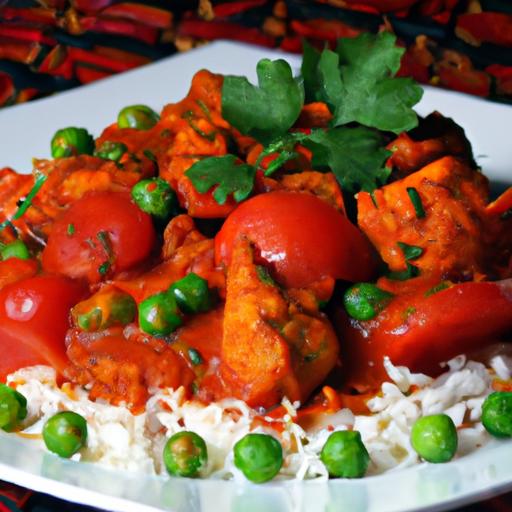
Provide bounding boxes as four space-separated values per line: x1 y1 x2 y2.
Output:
388 262 420 281
304 127 391 193
256 265 276 287
185 155 256 205
98 262 110 275
67 223 75 236
222 59 304 145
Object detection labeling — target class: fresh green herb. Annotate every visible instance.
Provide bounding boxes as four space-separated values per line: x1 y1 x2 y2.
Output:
425 281 451 297
222 59 304 144
500 208 512 221
403 306 417 320
256 265 276 287
188 348 203 366
388 262 420 281
67 223 75 236
182 110 216 141
304 127 391 193
332 33 423 133
196 99 211 120
397 242 423 261
97 231 113 259
143 149 157 162
301 40 323 104
256 132 309 176
185 155 256 205
98 262 110 275
407 187 426 219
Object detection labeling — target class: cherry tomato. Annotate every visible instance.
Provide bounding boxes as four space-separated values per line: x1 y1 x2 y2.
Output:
0 258 38 291
42 191 156 283
215 191 377 288
0 276 85 380
337 279 512 391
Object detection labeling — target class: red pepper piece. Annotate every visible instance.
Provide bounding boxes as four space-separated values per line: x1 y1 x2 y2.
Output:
437 64 490 97
279 35 303 53
75 65 113 84
101 3 173 29
343 0 419 12
0 73 15 107
38 45 74 79
0 25 56 45
456 12 512 47
487 188 512 217
486 64 512 96
94 45 150 67
1 7 58 26
178 20 275 47
397 43 432 83
290 19 361 42
0 37 41 64
73 0 115 13
79 16 159 45
68 47 141 73
213 0 267 17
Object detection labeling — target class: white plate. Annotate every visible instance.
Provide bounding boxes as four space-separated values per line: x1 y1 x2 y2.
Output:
0 41 512 512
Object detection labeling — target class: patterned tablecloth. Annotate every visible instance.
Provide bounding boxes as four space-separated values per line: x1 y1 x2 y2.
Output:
0 479 511 512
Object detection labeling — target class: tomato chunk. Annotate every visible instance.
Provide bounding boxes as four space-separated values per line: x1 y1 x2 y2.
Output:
215 191 377 288
42 191 156 283
0 276 85 380
337 279 512 391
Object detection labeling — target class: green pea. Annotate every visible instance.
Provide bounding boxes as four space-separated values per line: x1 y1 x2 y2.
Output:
482 392 512 438
118 105 159 130
42 411 88 458
170 273 211 314
131 178 177 220
163 431 208 478
1 240 30 261
411 414 458 463
138 291 182 336
320 430 370 478
0 384 27 432
234 433 283 483
51 127 94 159
343 283 394 321
95 141 127 162
72 288 137 332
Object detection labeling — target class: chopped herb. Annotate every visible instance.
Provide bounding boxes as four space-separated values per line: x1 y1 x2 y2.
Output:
397 242 423 261
67 223 75 236
185 155 256 205
388 262 420 281
188 348 203 366
256 265 276 287
98 262 110 275
256 132 309 176
97 231 113 260
407 187 426 219
500 208 512 221
222 59 304 145
304 352 320 363
196 99 211 120
425 281 451 297
143 149 157 162
182 110 216 141
403 306 417 320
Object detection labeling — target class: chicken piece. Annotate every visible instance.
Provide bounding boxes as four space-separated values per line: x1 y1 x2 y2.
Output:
66 327 194 410
358 156 489 280
162 214 207 259
387 112 475 179
158 70 235 218
220 238 339 409
115 216 224 303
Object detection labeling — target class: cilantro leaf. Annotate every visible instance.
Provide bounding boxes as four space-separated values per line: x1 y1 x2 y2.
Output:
222 59 304 144
256 132 309 176
185 155 256 205
304 127 391 193
301 41 322 103
332 32 423 133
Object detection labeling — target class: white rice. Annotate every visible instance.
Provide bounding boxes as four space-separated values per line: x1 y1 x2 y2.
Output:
7 353 510 480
